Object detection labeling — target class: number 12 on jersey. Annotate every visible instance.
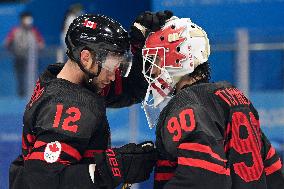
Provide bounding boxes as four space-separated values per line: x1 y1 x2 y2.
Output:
53 104 81 133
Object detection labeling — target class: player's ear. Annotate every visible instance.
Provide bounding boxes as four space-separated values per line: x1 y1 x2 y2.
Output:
80 49 93 69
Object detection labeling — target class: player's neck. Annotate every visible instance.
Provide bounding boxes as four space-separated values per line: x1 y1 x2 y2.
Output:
175 76 203 92
57 60 84 85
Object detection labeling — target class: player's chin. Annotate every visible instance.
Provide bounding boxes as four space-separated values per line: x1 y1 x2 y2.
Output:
99 83 108 89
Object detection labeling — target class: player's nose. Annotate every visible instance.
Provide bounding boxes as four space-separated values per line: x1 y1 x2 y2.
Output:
108 72 115 81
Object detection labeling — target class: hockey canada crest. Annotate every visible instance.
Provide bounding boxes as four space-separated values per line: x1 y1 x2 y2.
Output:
44 141 62 163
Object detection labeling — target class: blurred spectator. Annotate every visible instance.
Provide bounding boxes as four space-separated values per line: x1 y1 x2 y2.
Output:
60 3 84 50
5 11 45 97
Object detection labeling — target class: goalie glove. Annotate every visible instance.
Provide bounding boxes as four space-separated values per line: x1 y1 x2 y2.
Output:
93 141 157 189
129 10 173 53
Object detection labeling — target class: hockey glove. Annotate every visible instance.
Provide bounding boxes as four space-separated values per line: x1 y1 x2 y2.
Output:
129 10 173 53
93 141 157 189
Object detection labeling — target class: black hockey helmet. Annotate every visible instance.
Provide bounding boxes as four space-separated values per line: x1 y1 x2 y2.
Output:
65 14 132 78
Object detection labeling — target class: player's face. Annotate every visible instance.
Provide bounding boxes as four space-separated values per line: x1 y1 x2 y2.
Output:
92 68 116 89
146 55 162 79
91 53 121 90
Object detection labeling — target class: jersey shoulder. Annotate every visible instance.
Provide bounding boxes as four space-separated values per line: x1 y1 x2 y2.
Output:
25 74 105 139
158 82 234 142
163 81 232 117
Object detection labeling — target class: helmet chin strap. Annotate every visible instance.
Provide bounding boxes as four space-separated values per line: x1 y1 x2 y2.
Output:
76 59 102 83
86 62 102 83
80 61 103 94
69 45 104 82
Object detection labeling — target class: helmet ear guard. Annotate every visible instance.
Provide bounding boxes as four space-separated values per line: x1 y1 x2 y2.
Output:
66 34 101 79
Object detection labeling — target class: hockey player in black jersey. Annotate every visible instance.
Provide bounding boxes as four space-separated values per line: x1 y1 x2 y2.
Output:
139 16 284 189
9 12 173 189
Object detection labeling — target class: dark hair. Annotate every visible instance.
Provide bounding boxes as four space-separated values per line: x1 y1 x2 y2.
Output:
188 62 211 82
20 11 32 19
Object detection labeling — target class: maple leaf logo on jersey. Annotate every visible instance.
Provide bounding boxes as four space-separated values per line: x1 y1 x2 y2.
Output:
49 143 59 152
44 141 62 163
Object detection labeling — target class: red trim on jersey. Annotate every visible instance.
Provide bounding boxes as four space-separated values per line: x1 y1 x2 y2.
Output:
156 160 177 167
23 154 28 161
26 134 36 143
265 146 276 160
265 158 282 175
154 173 174 181
60 143 82 161
178 157 230 176
178 143 227 162
27 152 44 160
33 141 47 148
224 123 232 153
22 137 28 150
83 150 104 158
30 141 82 161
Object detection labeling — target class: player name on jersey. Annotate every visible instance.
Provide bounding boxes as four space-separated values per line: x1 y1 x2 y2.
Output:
215 87 250 107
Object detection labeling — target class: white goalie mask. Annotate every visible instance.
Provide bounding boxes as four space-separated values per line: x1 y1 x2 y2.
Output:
142 16 210 128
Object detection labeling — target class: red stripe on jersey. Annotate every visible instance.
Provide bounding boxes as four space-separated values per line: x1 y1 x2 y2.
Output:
22 137 28 150
61 143 82 161
224 123 231 153
225 122 231 139
178 157 230 176
156 160 177 167
33 141 47 148
83 150 104 158
265 158 282 175
26 134 36 143
23 154 28 161
265 146 276 160
224 141 231 153
32 141 82 161
26 152 44 160
178 143 227 162
154 173 174 181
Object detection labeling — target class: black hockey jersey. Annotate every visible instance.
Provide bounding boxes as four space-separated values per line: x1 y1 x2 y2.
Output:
10 64 112 189
154 81 284 189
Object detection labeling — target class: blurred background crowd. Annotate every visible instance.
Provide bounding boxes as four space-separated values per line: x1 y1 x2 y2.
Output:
0 0 284 188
